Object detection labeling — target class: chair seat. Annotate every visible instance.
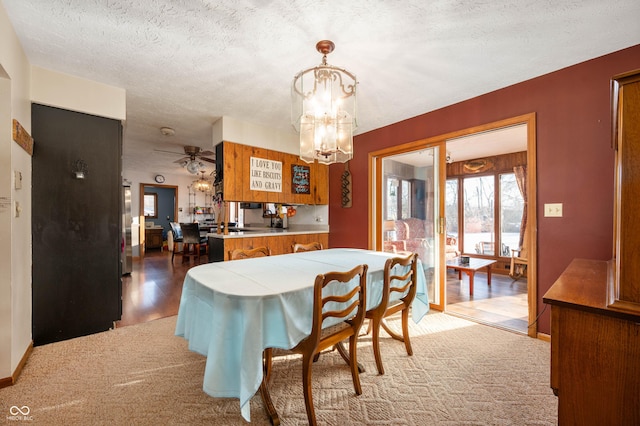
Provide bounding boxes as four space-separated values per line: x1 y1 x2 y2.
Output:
320 321 351 338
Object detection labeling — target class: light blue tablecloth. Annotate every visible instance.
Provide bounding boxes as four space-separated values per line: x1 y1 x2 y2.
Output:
175 248 429 421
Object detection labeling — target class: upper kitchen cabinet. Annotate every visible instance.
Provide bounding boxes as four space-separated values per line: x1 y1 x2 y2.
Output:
310 160 329 204
217 141 329 205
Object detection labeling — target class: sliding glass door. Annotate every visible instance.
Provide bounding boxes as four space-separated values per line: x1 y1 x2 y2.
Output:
372 143 445 310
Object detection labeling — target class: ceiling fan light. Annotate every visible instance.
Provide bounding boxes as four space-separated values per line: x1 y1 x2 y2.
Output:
186 160 201 174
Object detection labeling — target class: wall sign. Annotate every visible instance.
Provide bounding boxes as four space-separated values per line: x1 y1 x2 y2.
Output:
291 164 311 194
250 157 282 192
13 119 34 156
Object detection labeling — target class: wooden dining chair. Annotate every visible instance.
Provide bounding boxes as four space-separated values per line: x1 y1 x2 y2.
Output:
365 252 418 375
291 241 323 253
509 246 528 280
228 246 271 260
262 264 368 426
169 222 183 262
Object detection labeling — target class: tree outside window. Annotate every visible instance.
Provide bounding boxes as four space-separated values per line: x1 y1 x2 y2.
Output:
463 176 494 254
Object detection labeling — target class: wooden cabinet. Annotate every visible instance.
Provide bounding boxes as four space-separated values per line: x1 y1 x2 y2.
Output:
145 228 163 249
610 69 640 314
210 233 329 262
219 141 329 204
543 260 640 425
542 69 640 425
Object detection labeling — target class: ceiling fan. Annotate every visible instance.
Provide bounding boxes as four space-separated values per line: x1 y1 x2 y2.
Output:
155 145 216 174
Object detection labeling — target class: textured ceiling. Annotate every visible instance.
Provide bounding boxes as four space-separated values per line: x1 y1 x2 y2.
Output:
3 0 639 176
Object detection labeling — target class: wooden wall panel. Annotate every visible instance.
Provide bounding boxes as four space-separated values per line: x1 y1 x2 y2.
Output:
224 142 242 201
312 161 329 204
222 141 328 204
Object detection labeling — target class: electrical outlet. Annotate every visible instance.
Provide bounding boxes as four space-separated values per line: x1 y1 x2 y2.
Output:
544 203 563 217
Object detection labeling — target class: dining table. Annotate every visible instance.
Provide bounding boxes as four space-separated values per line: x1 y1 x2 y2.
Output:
174 248 430 422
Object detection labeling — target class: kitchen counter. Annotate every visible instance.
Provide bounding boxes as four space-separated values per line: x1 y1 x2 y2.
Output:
206 226 329 262
207 226 328 239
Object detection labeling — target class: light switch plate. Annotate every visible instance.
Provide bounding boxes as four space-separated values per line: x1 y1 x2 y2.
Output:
544 203 563 217
14 170 22 189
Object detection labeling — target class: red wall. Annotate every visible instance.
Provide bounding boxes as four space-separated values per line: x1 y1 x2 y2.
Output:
328 44 640 334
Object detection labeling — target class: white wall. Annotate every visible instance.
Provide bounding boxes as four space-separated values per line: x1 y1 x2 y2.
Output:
31 66 126 121
1 2 127 382
0 3 33 381
212 116 299 154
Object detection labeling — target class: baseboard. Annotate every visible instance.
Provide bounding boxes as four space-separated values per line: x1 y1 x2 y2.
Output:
0 375 11 389
0 341 33 389
537 332 551 342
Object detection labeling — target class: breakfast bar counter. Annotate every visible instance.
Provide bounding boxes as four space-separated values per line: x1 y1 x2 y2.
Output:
207 226 329 261
207 225 328 239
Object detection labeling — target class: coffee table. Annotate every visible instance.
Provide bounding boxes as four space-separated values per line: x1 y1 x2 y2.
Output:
446 257 497 295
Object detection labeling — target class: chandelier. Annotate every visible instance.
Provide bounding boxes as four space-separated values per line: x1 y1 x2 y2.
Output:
292 40 357 164
192 171 213 193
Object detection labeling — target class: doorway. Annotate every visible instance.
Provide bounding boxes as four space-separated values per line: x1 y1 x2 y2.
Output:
444 123 530 334
370 113 537 337
139 183 178 255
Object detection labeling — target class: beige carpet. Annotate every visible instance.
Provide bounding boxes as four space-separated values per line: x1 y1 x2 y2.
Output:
0 313 557 425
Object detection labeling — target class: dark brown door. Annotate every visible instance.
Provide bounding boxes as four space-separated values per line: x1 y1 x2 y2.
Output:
32 104 122 345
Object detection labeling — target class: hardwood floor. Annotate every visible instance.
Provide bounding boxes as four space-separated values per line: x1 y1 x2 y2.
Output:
116 249 206 328
117 249 529 335
445 269 528 334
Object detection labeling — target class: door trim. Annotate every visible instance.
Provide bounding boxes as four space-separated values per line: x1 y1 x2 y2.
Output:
139 183 179 255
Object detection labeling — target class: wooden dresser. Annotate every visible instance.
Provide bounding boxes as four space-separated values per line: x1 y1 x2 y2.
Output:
145 227 163 250
543 259 640 425
543 69 640 425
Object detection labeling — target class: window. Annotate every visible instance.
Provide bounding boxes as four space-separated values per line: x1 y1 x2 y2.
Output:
401 179 411 219
385 177 412 220
143 193 158 218
463 175 494 254
500 172 524 256
445 179 459 237
449 171 524 257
